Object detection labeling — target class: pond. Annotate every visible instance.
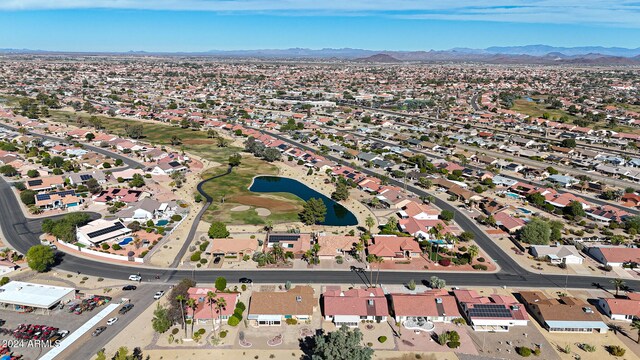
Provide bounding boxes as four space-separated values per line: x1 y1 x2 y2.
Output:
249 176 358 226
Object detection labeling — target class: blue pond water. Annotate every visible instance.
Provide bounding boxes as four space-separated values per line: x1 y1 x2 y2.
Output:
249 176 358 226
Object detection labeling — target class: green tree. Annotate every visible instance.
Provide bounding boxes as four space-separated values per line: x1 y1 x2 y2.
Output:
299 198 327 225
85 132 95 141
429 276 446 289
26 245 55 272
124 124 143 139
0 165 17 176
215 277 227 292
365 215 375 234
309 326 374 360
228 153 242 167
561 138 577 148
86 178 102 194
208 222 230 238
518 218 551 245
94 349 107 360
128 173 145 188
262 148 281 162
611 278 625 297
468 245 479 264
151 303 172 334
331 181 350 201
549 221 564 242
186 297 198 337
20 189 36 205
206 291 217 335
440 210 454 222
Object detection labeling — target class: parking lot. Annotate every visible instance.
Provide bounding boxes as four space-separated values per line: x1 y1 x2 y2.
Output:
0 298 114 360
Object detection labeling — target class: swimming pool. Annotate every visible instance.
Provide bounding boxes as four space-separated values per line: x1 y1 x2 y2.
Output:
518 207 532 214
505 192 521 199
119 237 133 246
428 239 448 245
156 220 169 226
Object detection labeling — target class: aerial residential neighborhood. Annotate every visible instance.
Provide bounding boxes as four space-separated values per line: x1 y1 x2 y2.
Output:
0 2 640 360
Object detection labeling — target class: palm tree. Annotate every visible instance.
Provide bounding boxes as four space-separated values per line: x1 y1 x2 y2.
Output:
176 295 187 337
374 256 384 287
468 245 479 264
186 298 198 337
271 243 285 263
263 220 273 234
214 297 228 338
133 237 142 250
612 278 625 296
631 319 640 343
365 215 375 234
206 291 217 335
352 241 364 262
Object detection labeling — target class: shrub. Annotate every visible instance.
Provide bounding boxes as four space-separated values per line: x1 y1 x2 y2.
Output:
97 277 104 282
171 214 182 222
236 301 246 311
199 258 208 264
472 264 488 270
581 343 596 352
172 328 179 335
335 256 344 264
477 257 485 262
101 243 110 250
285 318 298 325
447 342 460 349
199 241 210 252
516 347 532 357
607 345 625 357
0 277 9 286
197 328 206 335
241 284 247 291
228 314 241 327
140 250 149 258
378 336 387 343
112 244 121 250
439 258 451 267
219 330 228 338
190 251 202 262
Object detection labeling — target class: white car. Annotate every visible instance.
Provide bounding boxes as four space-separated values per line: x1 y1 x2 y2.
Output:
128 275 141 281
153 291 165 300
106 317 118 326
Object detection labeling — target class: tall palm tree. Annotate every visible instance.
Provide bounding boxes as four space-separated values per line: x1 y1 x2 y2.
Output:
186 298 198 337
468 245 479 265
631 319 640 344
206 291 217 335
612 278 625 296
214 297 228 338
365 215 375 234
374 256 384 287
352 241 364 262
176 295 187 337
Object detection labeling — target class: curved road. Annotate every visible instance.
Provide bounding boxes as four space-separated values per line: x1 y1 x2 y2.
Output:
0 123 635 290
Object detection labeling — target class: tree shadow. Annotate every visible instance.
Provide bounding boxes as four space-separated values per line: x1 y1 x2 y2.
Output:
299 329 323 360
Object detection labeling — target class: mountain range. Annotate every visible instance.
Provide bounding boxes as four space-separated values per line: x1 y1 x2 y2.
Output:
2 45 640 64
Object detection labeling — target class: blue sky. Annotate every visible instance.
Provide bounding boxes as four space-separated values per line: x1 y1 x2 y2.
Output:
1 1 639 51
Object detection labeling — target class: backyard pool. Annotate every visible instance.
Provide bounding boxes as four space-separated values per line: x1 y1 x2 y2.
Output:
119 237 133 246
518 207 532 214
156 220 169 226
249 176 358 226
505 192 521 199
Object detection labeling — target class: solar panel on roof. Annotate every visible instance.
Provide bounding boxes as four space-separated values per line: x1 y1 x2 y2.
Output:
168 161 180 167
36 194 50 201
268 234 301 242
468 304 512 318
28 179 43 186
86 222 126 239
80 174 93 181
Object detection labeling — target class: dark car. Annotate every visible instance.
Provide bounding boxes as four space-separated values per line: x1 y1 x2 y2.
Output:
239 277 252 284
213 257 221 264
122 285 137 291
91 326 106 337
118 304 134 315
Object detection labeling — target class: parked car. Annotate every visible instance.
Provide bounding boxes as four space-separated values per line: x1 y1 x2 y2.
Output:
153 291 165 300
122 285 137 291
213 257 221 264
106 317 118 326
128 275 141 281
91 326 106 337
118 304 134 315
239 277 253 284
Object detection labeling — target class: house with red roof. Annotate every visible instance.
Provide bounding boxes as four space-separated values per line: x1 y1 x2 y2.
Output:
598 294 640 321
367 235 422 260
390 290 461 324
493 211 526 233
187 288 239 324
586 246 640 267
322 287 389 327
453 290 529 332
398 201 439 220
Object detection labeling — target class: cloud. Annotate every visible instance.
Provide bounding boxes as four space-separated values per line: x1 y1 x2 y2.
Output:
2 0 639 27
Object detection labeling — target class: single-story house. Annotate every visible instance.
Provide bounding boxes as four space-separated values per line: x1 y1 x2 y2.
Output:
530 245 583 265
316 235 358 259
322 287 389 327
76 219 132 246
186 288 239 324
391 290 461 324
520 291 608 333
248 286 316 326
454 290 529 332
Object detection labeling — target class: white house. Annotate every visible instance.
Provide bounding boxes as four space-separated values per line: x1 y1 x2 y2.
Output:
530 245 584 265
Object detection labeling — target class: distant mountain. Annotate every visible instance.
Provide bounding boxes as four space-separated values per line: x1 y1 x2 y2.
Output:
2 45 640 65
355 53 402 63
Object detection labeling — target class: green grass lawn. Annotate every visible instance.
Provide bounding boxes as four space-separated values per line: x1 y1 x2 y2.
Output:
199 157 304 225
49 109 304 225
511 99 577 122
